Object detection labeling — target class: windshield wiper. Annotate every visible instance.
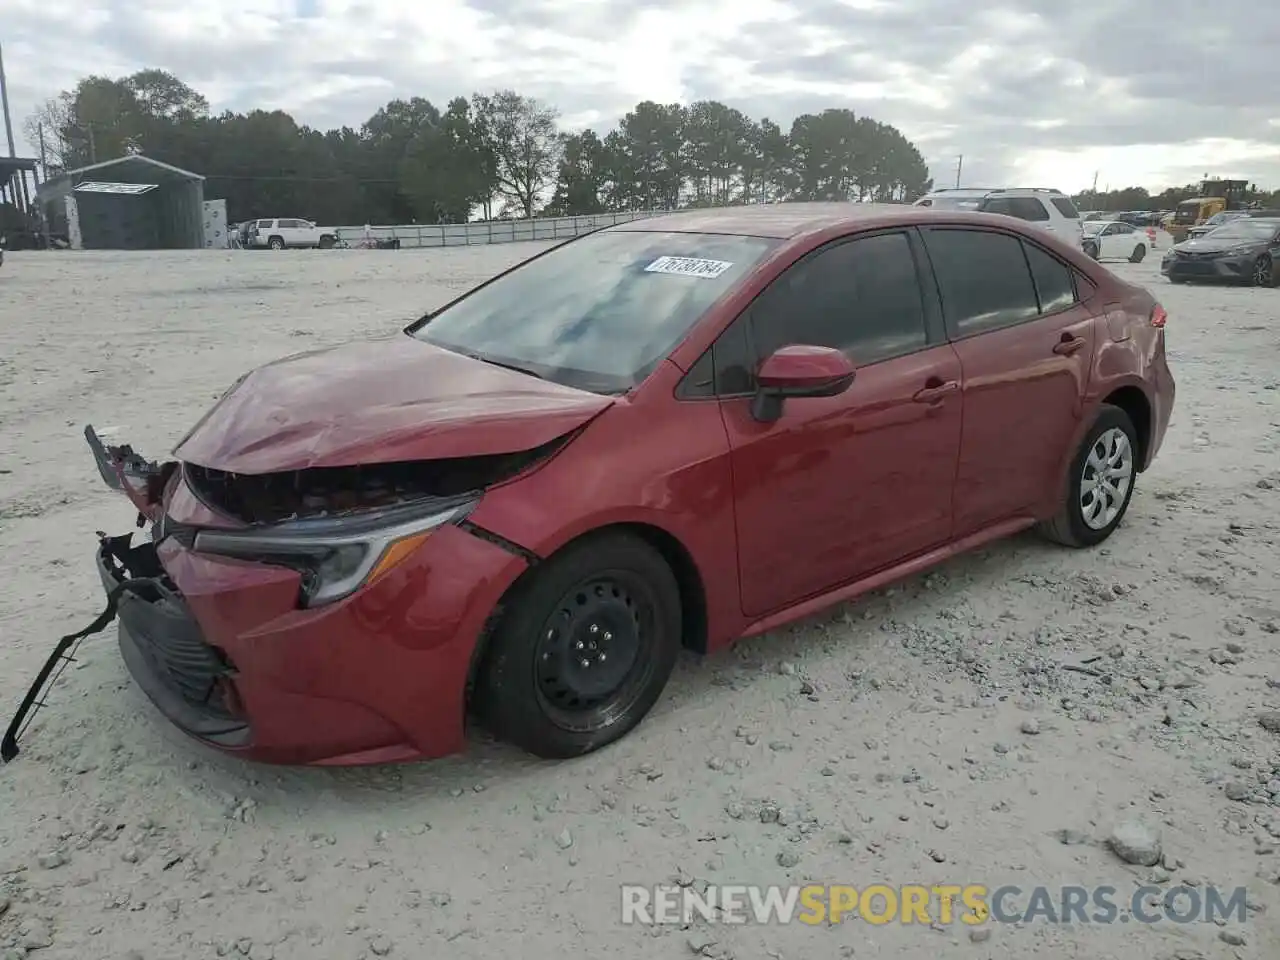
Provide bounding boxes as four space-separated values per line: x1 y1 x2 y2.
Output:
456 349 547 381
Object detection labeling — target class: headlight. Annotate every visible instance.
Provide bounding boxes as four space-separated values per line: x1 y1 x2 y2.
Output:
193 496 477 606
1225 245 1255 256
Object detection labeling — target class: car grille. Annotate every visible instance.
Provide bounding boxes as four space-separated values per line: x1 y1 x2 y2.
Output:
133 591 239 718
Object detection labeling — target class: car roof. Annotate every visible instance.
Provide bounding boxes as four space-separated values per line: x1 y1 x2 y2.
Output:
608 202 1049 240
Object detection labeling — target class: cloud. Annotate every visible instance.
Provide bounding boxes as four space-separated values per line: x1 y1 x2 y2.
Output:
4 0 1278 191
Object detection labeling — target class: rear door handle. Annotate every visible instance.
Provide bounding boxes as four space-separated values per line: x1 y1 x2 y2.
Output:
913 379 958 403
1053 336 1087 355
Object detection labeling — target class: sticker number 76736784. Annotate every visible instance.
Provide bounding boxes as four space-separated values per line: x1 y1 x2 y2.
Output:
644 256 734 279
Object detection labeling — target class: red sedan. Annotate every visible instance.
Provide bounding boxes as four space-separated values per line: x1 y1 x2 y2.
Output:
5 203 1175 766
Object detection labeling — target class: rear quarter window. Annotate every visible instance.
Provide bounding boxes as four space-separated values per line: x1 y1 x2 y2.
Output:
982 197 1050 222
1051 197 1080 218
1022 242 1077 313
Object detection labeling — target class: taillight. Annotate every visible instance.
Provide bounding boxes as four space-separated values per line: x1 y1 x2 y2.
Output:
1151 305 1167 328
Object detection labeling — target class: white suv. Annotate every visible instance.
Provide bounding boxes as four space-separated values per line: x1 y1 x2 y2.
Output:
249 218 340 250
915 188 1084 247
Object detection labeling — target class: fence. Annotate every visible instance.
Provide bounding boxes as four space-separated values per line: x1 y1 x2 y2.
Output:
330 209 668 248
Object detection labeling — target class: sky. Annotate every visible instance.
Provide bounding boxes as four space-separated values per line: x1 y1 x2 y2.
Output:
3 0 1279 194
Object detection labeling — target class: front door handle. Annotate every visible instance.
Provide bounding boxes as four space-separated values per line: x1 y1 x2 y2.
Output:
1053 336 1087 355
912 379 959 403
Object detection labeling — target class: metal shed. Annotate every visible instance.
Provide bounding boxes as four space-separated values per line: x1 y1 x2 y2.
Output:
35 155 206 250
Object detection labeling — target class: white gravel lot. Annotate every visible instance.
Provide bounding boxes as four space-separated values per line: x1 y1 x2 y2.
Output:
1 244 1279 960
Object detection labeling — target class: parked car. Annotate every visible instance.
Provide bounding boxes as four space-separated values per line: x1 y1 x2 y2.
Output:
1161 217 1280 286
1185 210 1250 240
249 218 340 250
6 203 1175 767
1081 220 1150 262
916 188 1083 246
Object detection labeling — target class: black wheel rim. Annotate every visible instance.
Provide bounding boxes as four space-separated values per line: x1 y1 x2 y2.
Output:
532 571 658 733
1254 257 1271 286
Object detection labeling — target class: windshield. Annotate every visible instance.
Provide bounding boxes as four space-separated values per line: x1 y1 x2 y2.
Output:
1203 220 1278 241
1174 201 1203 224
410 230 778 394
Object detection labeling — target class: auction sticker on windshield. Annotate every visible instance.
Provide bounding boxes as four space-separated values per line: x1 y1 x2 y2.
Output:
644 256 734 278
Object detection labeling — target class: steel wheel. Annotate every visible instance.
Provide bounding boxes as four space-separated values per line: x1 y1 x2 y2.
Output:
531 570 661 733
1079 427 1133 531
1252 254 1274 287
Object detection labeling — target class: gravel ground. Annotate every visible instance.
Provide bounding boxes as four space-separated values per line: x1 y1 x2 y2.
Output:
1 244 1278 960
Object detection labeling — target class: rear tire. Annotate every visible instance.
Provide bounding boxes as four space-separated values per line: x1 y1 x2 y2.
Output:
473 532 682 759
268 237 285 250
1129 244 1146 263
1038 404 1139 548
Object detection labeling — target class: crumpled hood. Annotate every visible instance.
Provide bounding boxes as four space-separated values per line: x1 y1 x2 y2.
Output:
172 335 615 473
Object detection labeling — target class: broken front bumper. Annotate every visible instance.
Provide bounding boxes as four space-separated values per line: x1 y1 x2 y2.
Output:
6 425 533 766
101 534 252 747
0 531 234 763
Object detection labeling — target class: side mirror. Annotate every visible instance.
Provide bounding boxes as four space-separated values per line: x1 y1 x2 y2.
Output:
751 345 855 422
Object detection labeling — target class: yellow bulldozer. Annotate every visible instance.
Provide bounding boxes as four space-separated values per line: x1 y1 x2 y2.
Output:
1167 179 1252 243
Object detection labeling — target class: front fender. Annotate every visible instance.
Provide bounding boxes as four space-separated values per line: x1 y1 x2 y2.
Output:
465 394 744 650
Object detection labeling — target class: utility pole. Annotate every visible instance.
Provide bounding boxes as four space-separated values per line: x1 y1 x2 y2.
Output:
955 155 963 188
37 123 47 180
1091 171 1099 193
0 41 17 158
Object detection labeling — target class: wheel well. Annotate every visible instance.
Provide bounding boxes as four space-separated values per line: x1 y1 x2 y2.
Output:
611 522 709 654
463 522 711 711
1103 386 1151 469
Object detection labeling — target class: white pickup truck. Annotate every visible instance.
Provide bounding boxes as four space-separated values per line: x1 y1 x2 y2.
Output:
248 218 340 250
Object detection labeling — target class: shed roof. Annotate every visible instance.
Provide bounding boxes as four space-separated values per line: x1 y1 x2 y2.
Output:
0 156 39 181
56 154 204 184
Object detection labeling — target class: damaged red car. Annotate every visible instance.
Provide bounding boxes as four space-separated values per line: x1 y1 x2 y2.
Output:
4 203 1174 766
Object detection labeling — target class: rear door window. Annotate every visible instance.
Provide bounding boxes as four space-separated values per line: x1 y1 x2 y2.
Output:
922 228 1041 336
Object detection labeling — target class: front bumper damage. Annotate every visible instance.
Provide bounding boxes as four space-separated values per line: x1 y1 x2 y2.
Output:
6 424 533 766
1 533 230 762
2 428 208 762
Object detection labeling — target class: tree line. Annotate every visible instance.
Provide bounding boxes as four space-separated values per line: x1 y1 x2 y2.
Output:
25 70 933 226
1072 183 1280 211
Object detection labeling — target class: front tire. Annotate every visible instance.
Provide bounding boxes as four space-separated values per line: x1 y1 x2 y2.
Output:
1252 254 1275 287
1129 244 1146 263
1038 404 1139 548
1083 241 1099 260
473 531 682 759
